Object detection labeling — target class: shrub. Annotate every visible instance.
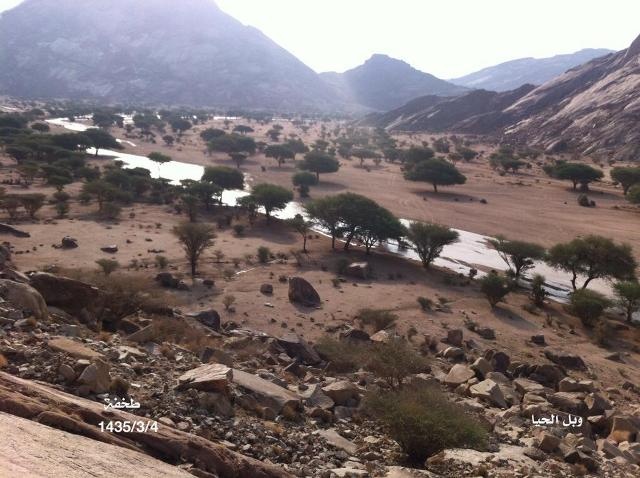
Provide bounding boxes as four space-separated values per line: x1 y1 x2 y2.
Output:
257 246 271 264
336 257 350 275
233 224 245 236
570 289 611 327
530 274 547 307
155 255 168 269
417 296 433 311
95 259 119 276
223 294 236 311
364 385 488 463
101 201 121 220
315 336 362 373
364 339 428 389
479 272 511 307
55 201 70 218
356 308 398 332
577 194 595 207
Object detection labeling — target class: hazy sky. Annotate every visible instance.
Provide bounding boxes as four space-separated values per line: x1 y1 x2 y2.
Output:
1 0 639 78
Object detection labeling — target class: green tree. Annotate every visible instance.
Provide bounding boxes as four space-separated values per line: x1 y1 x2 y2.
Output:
173 222 216 276
305 195 342 249
547 235 637 290
148 152 172 176
611 167 640 195
488 236 546 280
550 163 603 191
19 193 46 219
355 205 405 255
84 128 122 156
530 274 548 307
401 147 434 167
613 281 640 323
82 180 118 212
298 151 340 180
249 183 293 224
407 222 459 269
264 144 295 167
628 184 640 204
31 122 50 134
170 118 192 136
292 171 318 197
404 158 466 193
351 147 378 167
479 272 511 307
287 214 312 252
180 194 200 222
200 128 225 142
570 289 611 327
202 166 244 191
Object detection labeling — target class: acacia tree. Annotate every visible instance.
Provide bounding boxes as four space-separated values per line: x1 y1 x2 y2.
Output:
613 281 640 323
288 214 312 252
173 222 216 276
292 171 318 197
547 235 637 290
148 152 171 176
264 144 295 167
202 166 244 191
407 222 459 269
488 236 546 281
84 128 122 156
611 167 640 195
549 163 603 191
248 183 293 224
305 195 342 249
404 158 466 193
354 205 405 255
298 151 340 180
351 148 378 167
629 184 640 204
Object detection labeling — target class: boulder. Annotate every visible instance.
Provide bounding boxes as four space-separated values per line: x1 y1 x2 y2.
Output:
77 359 111 394
48 337 103 360
156 272 179 288
530 334 546 345
260 283 273 294
597 439 624 459
175 363 232 393
125 325 155 343
471 357 492 379
317 429 357 454
485 349 510 373
442 346 465 361
513 378 547 395
0 279 47 320
341 328 370 343
344 262 371 280
444 364 475 387
190 309 221 331
548 392 587 415
287 277 321 307
558 378 594 393
544 349 587 370
475 327 496 340
100 245 118 253
370 330 392 343
304 384 335 410
277 334 321 365
322 380 360 406
537 432 561 452
0 223 30 237
446 329 463 347
29 272 103 317
608 416 640 443
584 393 612 416
470 379 508 408
61 236 78 249
232 369 301 414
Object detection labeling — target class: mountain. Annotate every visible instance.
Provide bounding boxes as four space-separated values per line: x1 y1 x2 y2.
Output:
450 49 614 92
364 84 535 133
0 0 338 111
321 54 468 111
372 34 640 159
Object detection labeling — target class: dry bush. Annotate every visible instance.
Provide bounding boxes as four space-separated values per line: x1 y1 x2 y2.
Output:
0 354 7 368
356 308 398 332
364 385 488 463
315 336 363 373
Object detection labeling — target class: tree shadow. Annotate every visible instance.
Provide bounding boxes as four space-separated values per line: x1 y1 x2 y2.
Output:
491 304 539 331
410 188 481 203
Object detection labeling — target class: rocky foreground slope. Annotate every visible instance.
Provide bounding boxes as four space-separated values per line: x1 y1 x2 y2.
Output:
0 238 639 477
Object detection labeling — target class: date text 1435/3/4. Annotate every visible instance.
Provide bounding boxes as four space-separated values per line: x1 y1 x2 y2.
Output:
99 420 159 433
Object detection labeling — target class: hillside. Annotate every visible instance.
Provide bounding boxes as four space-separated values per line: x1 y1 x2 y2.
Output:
364 84 535 133
450 48 613 92
321 54 468 111
0 0 338 111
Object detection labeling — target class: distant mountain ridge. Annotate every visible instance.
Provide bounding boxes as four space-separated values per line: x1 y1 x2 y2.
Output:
320 54 468 111
450 48 614 92
368 34 640 159
0 0 339 111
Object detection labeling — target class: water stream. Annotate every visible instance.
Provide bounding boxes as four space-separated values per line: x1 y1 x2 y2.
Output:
48 118 618 305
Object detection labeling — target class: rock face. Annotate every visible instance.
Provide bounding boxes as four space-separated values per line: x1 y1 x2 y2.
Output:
544 349 587 370
0 279 48 320
288 277 321 307
0 0 337 112
29 272 103 317
0 412 195 478
176 363 232 393
232 369 301 414
0 372 293 478
190 309 221 331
